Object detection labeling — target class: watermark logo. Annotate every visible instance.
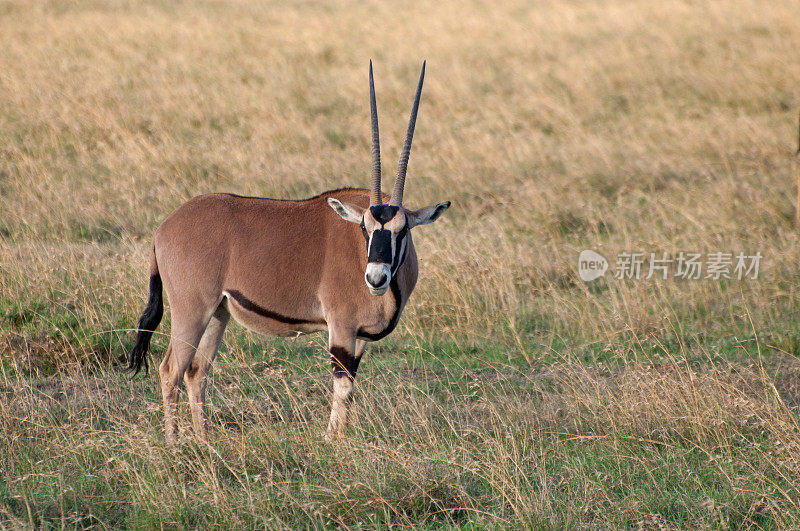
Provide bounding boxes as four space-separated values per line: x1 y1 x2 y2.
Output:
578 250 609 281
578 250 763 281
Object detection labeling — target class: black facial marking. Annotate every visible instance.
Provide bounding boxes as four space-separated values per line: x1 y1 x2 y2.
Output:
368 229 393 264
391 225 409 274
369 205 399 224
363 204 409 277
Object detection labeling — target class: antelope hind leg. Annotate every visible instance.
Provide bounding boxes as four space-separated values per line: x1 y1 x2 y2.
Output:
184 305 230 442
159 314 210 443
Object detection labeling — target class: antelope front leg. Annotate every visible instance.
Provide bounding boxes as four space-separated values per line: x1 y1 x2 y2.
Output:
326 333 366 439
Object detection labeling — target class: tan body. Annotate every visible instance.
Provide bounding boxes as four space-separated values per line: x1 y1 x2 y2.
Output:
152 188 417 441
128 61 449 442
156 189 417 339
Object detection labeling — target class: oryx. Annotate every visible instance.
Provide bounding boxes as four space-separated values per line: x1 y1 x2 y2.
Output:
127 61 450 442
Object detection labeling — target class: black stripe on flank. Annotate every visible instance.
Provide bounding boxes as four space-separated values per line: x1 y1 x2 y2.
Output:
226 290 325 326
357 277 402 342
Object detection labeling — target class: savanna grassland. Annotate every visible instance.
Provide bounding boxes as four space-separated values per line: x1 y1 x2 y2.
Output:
3 0 800 527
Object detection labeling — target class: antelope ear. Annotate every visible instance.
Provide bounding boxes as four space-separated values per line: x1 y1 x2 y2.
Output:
327 198 364 224
407 201 451 228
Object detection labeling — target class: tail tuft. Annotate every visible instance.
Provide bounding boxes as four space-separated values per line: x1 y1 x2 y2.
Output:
128 271 163 377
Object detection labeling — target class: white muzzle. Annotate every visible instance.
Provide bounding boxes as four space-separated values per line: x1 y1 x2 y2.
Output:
365 263 391 295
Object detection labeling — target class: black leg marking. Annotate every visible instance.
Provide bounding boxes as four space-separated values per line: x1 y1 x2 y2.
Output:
330 346 356 379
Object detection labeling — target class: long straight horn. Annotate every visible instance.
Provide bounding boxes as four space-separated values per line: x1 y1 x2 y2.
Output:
369 60 382 206
390 61 426 206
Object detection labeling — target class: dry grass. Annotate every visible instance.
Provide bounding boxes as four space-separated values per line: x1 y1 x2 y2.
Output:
3 347 800 527
2 0 800 527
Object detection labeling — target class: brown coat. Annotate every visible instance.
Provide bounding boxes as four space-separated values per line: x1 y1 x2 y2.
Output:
154 188 418 340
127 61 447 442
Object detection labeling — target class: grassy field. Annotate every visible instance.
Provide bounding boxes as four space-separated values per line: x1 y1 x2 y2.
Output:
3 0 800 527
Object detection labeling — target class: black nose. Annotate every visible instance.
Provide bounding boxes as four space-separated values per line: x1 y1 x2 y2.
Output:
368 272 388 287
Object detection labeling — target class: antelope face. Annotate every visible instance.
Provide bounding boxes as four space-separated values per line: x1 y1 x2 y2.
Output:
327 59 450 295
362 205 407 295
327 199 451 296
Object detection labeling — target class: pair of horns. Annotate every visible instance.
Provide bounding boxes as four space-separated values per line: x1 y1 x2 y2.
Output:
369 60 426 207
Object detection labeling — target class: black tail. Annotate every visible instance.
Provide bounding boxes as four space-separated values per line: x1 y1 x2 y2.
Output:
128 250 163 376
